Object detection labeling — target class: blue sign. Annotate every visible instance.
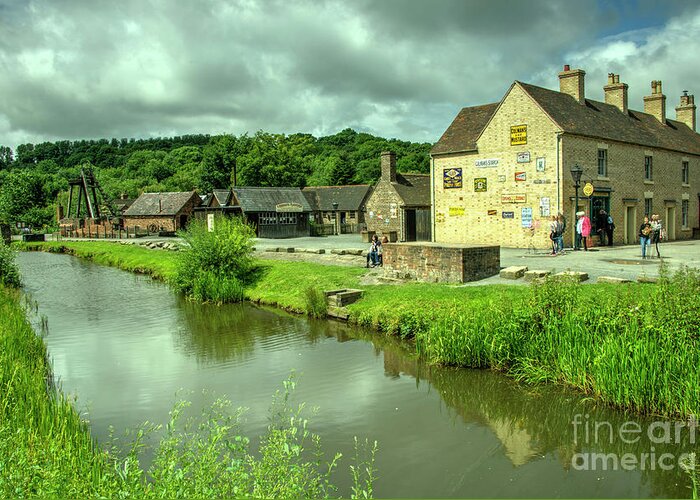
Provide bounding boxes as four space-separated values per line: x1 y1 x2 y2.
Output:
502 211 515 219
443 168 463 189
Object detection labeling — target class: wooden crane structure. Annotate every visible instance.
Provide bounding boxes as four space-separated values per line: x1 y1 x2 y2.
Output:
65 167 118 220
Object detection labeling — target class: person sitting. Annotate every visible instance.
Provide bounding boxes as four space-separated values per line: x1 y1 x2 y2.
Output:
378 236 388 266
366 234 380 267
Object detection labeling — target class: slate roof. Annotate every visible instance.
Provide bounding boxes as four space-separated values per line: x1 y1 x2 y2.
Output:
212 189 233 207
432 81 700 156
431 103 499 155
518 82 700 155
393 174 431 207
302 185 373 211
232 187 312 213
123 191 200 217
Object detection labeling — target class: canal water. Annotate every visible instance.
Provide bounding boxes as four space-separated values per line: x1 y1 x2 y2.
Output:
17 252 696 498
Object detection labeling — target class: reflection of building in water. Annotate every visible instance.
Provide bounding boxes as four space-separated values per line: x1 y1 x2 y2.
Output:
382 348 540 467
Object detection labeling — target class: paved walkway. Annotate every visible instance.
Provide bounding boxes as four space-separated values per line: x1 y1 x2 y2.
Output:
253 234 700 284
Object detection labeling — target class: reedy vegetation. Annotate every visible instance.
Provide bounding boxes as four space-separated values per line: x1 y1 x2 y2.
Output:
0 240 20 288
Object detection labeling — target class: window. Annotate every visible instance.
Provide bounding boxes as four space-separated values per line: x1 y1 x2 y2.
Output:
644 198 653 217
597 149 608 177
259 212 277 225
644 156 653 181
278 212 297 225
682 161 689 184
682 200 689 227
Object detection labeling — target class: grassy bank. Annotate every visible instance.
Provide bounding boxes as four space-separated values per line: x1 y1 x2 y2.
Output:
18 240 700 418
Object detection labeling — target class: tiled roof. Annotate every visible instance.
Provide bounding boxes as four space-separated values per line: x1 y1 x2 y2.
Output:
518 82 700 155
393 174 431 207
431 103 499 155
232 187 312 213
302 185 373 211
123 191 200 217
212 189 232 206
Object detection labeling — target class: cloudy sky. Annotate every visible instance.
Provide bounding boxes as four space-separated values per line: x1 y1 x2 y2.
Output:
1 0 699 149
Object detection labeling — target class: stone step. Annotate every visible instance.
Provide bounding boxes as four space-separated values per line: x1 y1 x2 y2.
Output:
597 276 632 284
524 270 551 281
500 266 528 279
554 271 589 282
637 275 659 284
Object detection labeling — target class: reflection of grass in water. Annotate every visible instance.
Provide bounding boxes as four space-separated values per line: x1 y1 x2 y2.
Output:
382 348 699 498
1 289 378 497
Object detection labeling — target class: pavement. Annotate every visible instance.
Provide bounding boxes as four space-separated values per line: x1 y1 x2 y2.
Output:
251 234 700 285
40 232 700 285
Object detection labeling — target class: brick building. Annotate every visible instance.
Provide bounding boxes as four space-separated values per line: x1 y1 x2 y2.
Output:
431 66 700 248
123 191 201 233
365 151 431 241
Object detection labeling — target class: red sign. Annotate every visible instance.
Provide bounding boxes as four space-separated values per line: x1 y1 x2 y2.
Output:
515 171 527 182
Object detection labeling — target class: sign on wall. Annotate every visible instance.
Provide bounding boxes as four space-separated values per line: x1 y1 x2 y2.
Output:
207 213 215 232
449 206 465 216
536 157 546 172
488 210 497 216
502 211 515 219
275 202 304 213
521 207 533 228
436 212 445 223
515 171 527 182
583 182 595 197
390 203 398 218
474 177 487 192
475 158 500 168
516 152 531 163
510 125 527 145
443 168 463 189
502 193 527 203
539 197 550 217
498 175 507 182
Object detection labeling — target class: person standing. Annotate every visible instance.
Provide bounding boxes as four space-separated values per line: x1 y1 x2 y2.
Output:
650 214 662 259
575 211 583 250
549 216 559 255
556 212 566 254
606 212 615 246
596 210 608 246
580 212 591 251
639 216 652 259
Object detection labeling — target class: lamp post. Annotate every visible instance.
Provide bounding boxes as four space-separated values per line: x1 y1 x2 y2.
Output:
570 164 583 249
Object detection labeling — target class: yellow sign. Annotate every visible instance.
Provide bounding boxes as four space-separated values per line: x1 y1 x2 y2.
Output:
582 182 594 197
510 125 527 145
448 206 465 216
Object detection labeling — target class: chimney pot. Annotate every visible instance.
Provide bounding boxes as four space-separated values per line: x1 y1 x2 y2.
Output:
644 80 667 124
564 64 570 71
604 73 628 114
676 91 696 131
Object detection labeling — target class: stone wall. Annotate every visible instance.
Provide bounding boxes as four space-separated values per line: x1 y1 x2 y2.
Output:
123 216 177 233
383 242 500 283
365 179 404 238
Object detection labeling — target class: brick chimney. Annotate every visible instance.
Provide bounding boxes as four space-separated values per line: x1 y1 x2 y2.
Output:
603 73 628 114
643 80 666 124
675 91 696 131
558 65 586 105
381 151 396 182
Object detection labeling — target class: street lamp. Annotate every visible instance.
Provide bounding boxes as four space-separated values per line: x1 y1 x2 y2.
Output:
332 201 339 235
570 164 583 214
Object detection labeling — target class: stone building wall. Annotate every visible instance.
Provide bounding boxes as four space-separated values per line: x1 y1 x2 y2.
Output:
365 179 404 238
433 83 561 249
382 243 500 283
123 216 177 232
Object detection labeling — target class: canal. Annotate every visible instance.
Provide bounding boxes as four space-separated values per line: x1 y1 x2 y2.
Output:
17 252 696 498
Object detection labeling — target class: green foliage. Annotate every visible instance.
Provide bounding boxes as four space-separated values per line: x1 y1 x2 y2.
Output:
174 217 255 303
304 286 328 319
0 241 20 288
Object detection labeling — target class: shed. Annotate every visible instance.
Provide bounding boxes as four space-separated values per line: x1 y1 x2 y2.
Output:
232 187 312 238
302 184 373 233
123 191 201 233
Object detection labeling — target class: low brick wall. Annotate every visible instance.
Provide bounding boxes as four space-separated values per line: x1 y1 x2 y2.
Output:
382 243 500 283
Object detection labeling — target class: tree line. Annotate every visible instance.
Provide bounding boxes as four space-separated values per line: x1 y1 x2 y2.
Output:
0 129 431 229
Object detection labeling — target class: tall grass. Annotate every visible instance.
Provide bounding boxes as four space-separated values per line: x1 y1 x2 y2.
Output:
304 286 328 319
0 288 377 497
0 241 20 288
173 216 255 303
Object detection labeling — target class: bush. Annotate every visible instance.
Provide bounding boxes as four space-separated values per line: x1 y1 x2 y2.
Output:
304 286 327 319
173 217 255 303
0 241 20 288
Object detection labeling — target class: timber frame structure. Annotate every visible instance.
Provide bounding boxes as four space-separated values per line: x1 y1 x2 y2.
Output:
66 167 117 220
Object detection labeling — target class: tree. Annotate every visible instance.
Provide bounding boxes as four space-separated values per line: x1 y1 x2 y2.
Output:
0 146 13 170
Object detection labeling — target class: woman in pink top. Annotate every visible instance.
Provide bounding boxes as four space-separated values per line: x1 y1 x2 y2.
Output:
580 213 592 251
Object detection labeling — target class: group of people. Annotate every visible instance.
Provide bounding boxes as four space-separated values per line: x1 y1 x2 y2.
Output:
366 234 388 267
571 210 615 251
548 213 567 255
638 214 664 259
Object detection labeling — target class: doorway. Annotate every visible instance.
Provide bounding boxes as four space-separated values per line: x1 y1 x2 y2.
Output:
625 206 636 245
665 206 676 240
405 209 416 242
